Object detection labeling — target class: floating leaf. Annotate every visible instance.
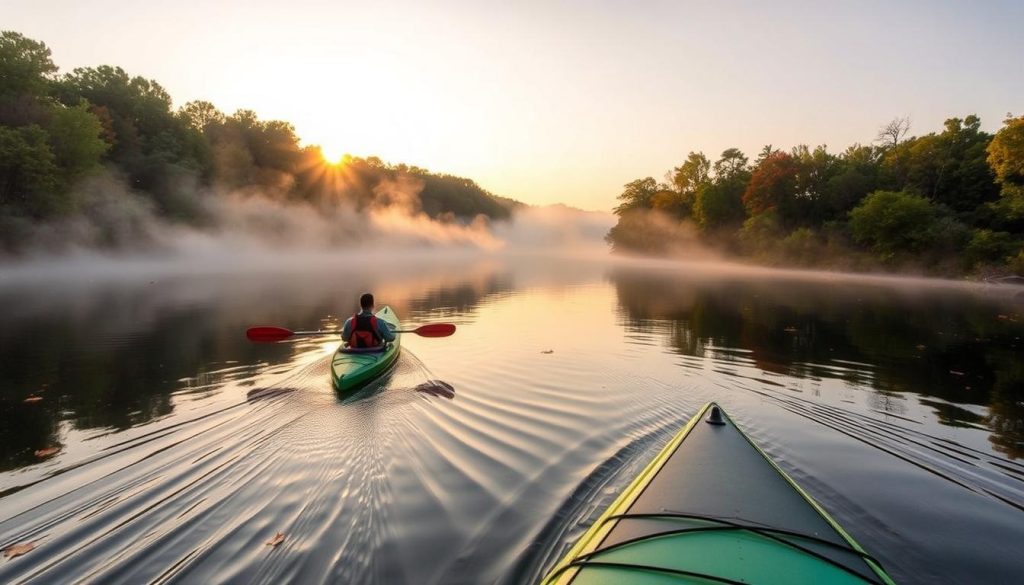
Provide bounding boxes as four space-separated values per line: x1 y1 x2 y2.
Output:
2 542 35 558
266 532 285 547
34 447 60 458
23 396 43 404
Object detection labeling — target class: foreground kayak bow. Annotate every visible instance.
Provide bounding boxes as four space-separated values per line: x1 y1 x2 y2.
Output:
541 402 895 585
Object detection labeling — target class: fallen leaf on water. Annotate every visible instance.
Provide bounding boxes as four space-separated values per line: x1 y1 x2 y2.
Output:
34 447 60 458
23 396 43 404
266 532 285 547
2 542 35 558
540 350 554 354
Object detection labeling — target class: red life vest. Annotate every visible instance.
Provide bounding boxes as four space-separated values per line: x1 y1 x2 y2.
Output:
349 313 383 348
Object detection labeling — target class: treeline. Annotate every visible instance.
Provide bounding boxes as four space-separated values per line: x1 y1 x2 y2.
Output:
607 114 1024 276
0 31 515 251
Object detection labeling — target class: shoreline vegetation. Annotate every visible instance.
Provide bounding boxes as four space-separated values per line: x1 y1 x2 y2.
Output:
606 115 1024 278
3 30 1023 282
0 31 518 255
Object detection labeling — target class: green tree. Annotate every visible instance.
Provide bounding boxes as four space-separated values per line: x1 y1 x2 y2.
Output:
848 190 939 260
650 188 689 216
605 209 692 254
0 125 62 217
825 144 881 219
178 100 225 132
669 152 711 217
713 148 749 179
790 144 837 225
779 227 821 265
671 152 710 194
886 115 998 213
0 31 58 97
737 209 783 258
694 177 746 232
986 115 1024 218
46 103 108 179
965 229 1020 267
57 66 206 171
613 177 662 214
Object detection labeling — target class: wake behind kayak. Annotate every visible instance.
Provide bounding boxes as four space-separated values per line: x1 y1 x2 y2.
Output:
541 402 895 584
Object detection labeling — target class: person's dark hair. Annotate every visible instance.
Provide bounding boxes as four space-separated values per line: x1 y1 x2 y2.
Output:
360 293 374 309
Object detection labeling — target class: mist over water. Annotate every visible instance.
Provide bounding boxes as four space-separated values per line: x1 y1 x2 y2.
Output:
4 165 616 267
1 240 1023 583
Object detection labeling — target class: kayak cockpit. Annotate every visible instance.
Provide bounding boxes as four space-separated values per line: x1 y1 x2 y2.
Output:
339 344 392 354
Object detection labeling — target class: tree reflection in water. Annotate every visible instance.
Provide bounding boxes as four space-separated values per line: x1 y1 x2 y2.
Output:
610 267 1024 459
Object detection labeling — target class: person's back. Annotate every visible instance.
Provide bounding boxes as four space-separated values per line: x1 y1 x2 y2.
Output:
341 293 396 348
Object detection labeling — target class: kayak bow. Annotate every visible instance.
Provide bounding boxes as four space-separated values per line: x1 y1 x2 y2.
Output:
541 402 895 585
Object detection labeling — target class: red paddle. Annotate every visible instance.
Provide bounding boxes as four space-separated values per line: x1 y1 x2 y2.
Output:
246 323 456 343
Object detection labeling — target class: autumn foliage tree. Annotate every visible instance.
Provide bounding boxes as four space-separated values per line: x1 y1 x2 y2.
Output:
607 112 1024 275
987 115 1024 218
742 151 798 217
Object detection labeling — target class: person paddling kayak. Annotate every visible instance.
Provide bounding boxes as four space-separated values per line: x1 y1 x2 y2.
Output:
341 293 396 349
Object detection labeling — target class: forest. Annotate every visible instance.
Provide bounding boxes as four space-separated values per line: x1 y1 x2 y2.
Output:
0 31 516 253
607 114 1024 276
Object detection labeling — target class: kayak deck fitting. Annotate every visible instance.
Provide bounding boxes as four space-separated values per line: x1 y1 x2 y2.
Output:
541 403 895 585
330 306 400 393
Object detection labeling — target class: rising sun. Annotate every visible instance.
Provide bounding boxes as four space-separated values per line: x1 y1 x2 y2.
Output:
320 144 346 165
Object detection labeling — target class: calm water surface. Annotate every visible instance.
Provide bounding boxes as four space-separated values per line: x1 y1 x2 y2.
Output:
0 254 1022 584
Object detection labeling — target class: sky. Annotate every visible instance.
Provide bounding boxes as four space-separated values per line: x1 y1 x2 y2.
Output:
6 0 1023 210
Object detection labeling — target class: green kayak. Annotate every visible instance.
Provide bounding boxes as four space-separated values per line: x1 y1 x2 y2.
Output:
541 402 895 585
330 306 401 393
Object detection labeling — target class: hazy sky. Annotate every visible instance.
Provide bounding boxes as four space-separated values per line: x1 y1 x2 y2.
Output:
6 0 1022 210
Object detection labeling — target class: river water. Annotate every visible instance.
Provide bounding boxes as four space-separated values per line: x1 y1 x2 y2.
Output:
0 253 1022 584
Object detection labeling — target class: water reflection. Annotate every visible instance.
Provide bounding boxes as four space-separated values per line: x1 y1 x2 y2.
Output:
1 257 1022 585
0 262 509 473
610 267 1024 459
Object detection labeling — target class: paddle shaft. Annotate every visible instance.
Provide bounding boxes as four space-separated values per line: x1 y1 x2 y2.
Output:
246 323 455 342
290 329 419 335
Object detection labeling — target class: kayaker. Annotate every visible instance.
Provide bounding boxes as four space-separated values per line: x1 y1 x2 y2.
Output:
341 293 396 348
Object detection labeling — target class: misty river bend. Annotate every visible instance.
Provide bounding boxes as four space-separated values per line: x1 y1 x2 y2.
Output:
1 254 1022 584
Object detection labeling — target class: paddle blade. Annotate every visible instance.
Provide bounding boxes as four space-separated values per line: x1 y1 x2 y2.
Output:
411 323 456 337
246 326 295 343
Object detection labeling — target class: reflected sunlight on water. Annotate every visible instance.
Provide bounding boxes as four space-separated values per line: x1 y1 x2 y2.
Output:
0 256 1022 584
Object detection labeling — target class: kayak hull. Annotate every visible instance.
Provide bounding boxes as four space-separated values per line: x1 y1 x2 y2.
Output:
330 306 400 393
542 402 895 585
